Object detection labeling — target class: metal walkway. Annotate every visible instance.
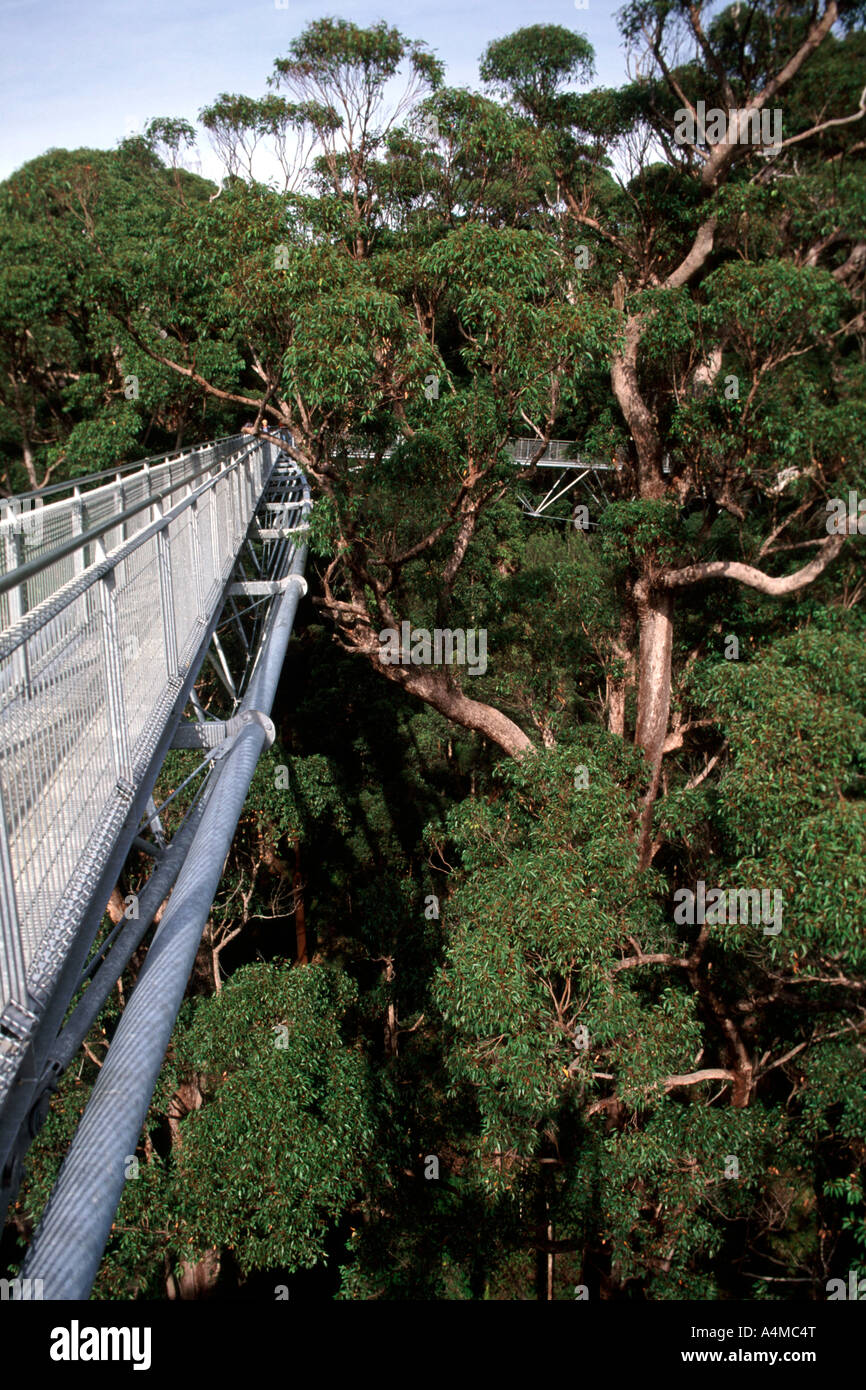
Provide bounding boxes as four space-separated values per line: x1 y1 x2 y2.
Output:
0 432 310 1290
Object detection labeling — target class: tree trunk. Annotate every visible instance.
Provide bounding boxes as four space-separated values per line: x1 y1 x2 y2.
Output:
633 584 674 868
610 312 666 500
606 614 636 738
293 836 307 964
381 956 398 1058
167 1078 203 1150
22 438 37 491
166 1247 220 1299
547 1222 554 1301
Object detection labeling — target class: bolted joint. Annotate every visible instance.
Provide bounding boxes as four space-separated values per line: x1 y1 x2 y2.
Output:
171 709 275 750
234 709 276 748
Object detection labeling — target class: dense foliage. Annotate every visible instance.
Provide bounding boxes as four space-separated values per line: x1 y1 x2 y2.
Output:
3 3 865 1300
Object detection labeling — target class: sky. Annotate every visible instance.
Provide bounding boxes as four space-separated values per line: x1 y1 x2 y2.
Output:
0 0 633 183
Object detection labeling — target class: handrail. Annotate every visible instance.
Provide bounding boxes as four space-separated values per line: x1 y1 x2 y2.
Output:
1 434 246 506
0 438 257 602
20 504 310 1298
0 435 279 1055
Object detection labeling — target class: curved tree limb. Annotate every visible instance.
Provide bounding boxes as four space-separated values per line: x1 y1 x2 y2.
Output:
659 522 854 596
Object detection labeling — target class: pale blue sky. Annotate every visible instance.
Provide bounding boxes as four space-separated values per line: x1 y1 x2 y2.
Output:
0 0 632 182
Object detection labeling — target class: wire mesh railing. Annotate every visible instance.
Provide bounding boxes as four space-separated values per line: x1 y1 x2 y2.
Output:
0 434 277 1048
0 436 247 625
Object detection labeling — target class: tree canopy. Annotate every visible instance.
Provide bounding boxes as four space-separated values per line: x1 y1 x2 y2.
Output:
4 3 866 1303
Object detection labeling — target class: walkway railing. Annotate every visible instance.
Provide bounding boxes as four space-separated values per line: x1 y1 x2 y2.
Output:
0 434 278 1073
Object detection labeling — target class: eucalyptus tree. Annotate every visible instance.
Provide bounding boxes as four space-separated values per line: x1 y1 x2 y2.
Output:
414 3 866 1297
0 140 226 488
116 19 612 757
479 2 866 862
119 9 865 794
114 6 866 1303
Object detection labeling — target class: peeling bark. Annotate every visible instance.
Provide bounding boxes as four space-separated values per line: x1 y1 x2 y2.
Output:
634 586 674 771
606 613 637 738
610 315 666 499
167 1079 203 1151
166 1247 220 1300
633 584 674 868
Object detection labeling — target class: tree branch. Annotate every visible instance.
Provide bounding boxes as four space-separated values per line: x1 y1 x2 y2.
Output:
660 522 853 596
